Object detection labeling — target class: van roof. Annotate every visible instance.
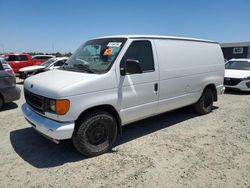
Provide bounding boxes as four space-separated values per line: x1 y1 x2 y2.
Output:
96 35 217 44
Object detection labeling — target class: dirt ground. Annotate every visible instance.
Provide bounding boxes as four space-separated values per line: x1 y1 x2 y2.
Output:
0 80 249 188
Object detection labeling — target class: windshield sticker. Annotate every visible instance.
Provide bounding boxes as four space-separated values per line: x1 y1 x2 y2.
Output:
107 42 122 47
103 48 113 56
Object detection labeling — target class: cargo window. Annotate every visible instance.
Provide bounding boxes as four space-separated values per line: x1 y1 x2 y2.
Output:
122 40 154 72
19 55 28 61
7 55 28 61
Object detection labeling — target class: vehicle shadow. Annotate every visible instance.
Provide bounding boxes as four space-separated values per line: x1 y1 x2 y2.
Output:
115 106 200 146
10 106 207 169
9 128 84 168
1 102 18 111
224 89 250 95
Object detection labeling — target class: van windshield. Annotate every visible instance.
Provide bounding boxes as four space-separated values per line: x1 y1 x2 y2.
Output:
63 38 127 74
225 61 250 70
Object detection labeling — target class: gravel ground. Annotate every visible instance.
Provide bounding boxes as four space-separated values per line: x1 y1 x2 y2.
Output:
0 80 249 188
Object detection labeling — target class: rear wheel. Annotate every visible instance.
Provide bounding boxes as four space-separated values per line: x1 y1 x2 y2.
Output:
194 88 214 115
72 111 117 157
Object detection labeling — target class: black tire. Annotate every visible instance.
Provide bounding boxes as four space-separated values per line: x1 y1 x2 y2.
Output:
0 96 4 110
194 88 214 115
72 111 117 157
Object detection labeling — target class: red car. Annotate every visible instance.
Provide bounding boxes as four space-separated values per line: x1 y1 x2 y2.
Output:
4 54 54 74
4 54 33 73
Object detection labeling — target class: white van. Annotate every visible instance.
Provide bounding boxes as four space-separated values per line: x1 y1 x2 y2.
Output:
22 35 225 156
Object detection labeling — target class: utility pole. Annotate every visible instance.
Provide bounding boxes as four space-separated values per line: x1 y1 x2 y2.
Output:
52 42 54 54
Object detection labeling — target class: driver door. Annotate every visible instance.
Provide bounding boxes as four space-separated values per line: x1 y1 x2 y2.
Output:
118 40 159 125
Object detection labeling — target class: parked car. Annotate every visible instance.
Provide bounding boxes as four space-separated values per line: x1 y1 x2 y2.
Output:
19 57 68 79
4 53 33 74
3 54 55 74
0 57 21 110
224 58 250 91
22 35 225 157
31 55 55 65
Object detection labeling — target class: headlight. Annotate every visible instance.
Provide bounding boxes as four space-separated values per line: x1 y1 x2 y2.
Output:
46 99 70 115
49 100 56 112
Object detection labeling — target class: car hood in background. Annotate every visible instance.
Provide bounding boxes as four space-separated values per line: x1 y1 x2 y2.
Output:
19 65 45 72
225 69 250 78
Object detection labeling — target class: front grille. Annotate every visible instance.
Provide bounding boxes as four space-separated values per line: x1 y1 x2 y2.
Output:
224 78 242 86
24 89 45 113
246 82 250 88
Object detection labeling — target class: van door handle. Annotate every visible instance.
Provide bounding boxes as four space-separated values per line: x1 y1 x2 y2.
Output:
154 83 158 93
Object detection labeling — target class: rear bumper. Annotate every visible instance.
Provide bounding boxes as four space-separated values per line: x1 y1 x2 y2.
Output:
1 86 21 103
22 103 75 140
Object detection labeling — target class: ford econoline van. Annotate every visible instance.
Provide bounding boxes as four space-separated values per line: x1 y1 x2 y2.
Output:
22 35 225 157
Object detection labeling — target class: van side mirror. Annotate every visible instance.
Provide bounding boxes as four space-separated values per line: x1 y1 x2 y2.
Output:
120 59 142 76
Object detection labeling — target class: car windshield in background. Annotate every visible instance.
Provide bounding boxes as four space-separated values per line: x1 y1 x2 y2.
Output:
63 38 127 74
225 61 250 70
41 58 56 67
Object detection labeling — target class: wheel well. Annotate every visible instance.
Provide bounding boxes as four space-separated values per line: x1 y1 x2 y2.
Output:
204 84 217 101
0 93 4 103
76 105 122 135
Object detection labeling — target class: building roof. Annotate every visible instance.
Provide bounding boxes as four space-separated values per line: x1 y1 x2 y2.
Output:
220 42 250 48
95 35 217 44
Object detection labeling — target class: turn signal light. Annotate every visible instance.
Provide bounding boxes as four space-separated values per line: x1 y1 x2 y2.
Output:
55 99 70 115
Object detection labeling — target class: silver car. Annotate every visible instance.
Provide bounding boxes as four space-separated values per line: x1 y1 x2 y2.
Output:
0 57 21 110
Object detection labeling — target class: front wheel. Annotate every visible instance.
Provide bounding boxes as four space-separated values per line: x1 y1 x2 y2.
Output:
72 111 117 157
194 88 214 115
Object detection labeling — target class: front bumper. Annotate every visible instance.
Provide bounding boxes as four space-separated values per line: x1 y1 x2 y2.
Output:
22 103 75 140
225 80 250 91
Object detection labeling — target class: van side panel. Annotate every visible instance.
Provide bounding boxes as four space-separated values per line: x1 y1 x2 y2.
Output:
154 39 224 113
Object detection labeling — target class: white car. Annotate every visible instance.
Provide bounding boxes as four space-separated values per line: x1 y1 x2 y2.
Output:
22 35 225 157
19 57 68 79
224 58 250 91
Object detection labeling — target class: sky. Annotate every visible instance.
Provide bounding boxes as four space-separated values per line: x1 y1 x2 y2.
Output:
0 0 250 53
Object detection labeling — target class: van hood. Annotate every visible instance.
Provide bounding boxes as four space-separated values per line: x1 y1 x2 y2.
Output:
225 69 250 78
24 69 117 98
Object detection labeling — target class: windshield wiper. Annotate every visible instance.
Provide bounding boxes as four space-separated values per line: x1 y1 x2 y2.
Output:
72 64 94 73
